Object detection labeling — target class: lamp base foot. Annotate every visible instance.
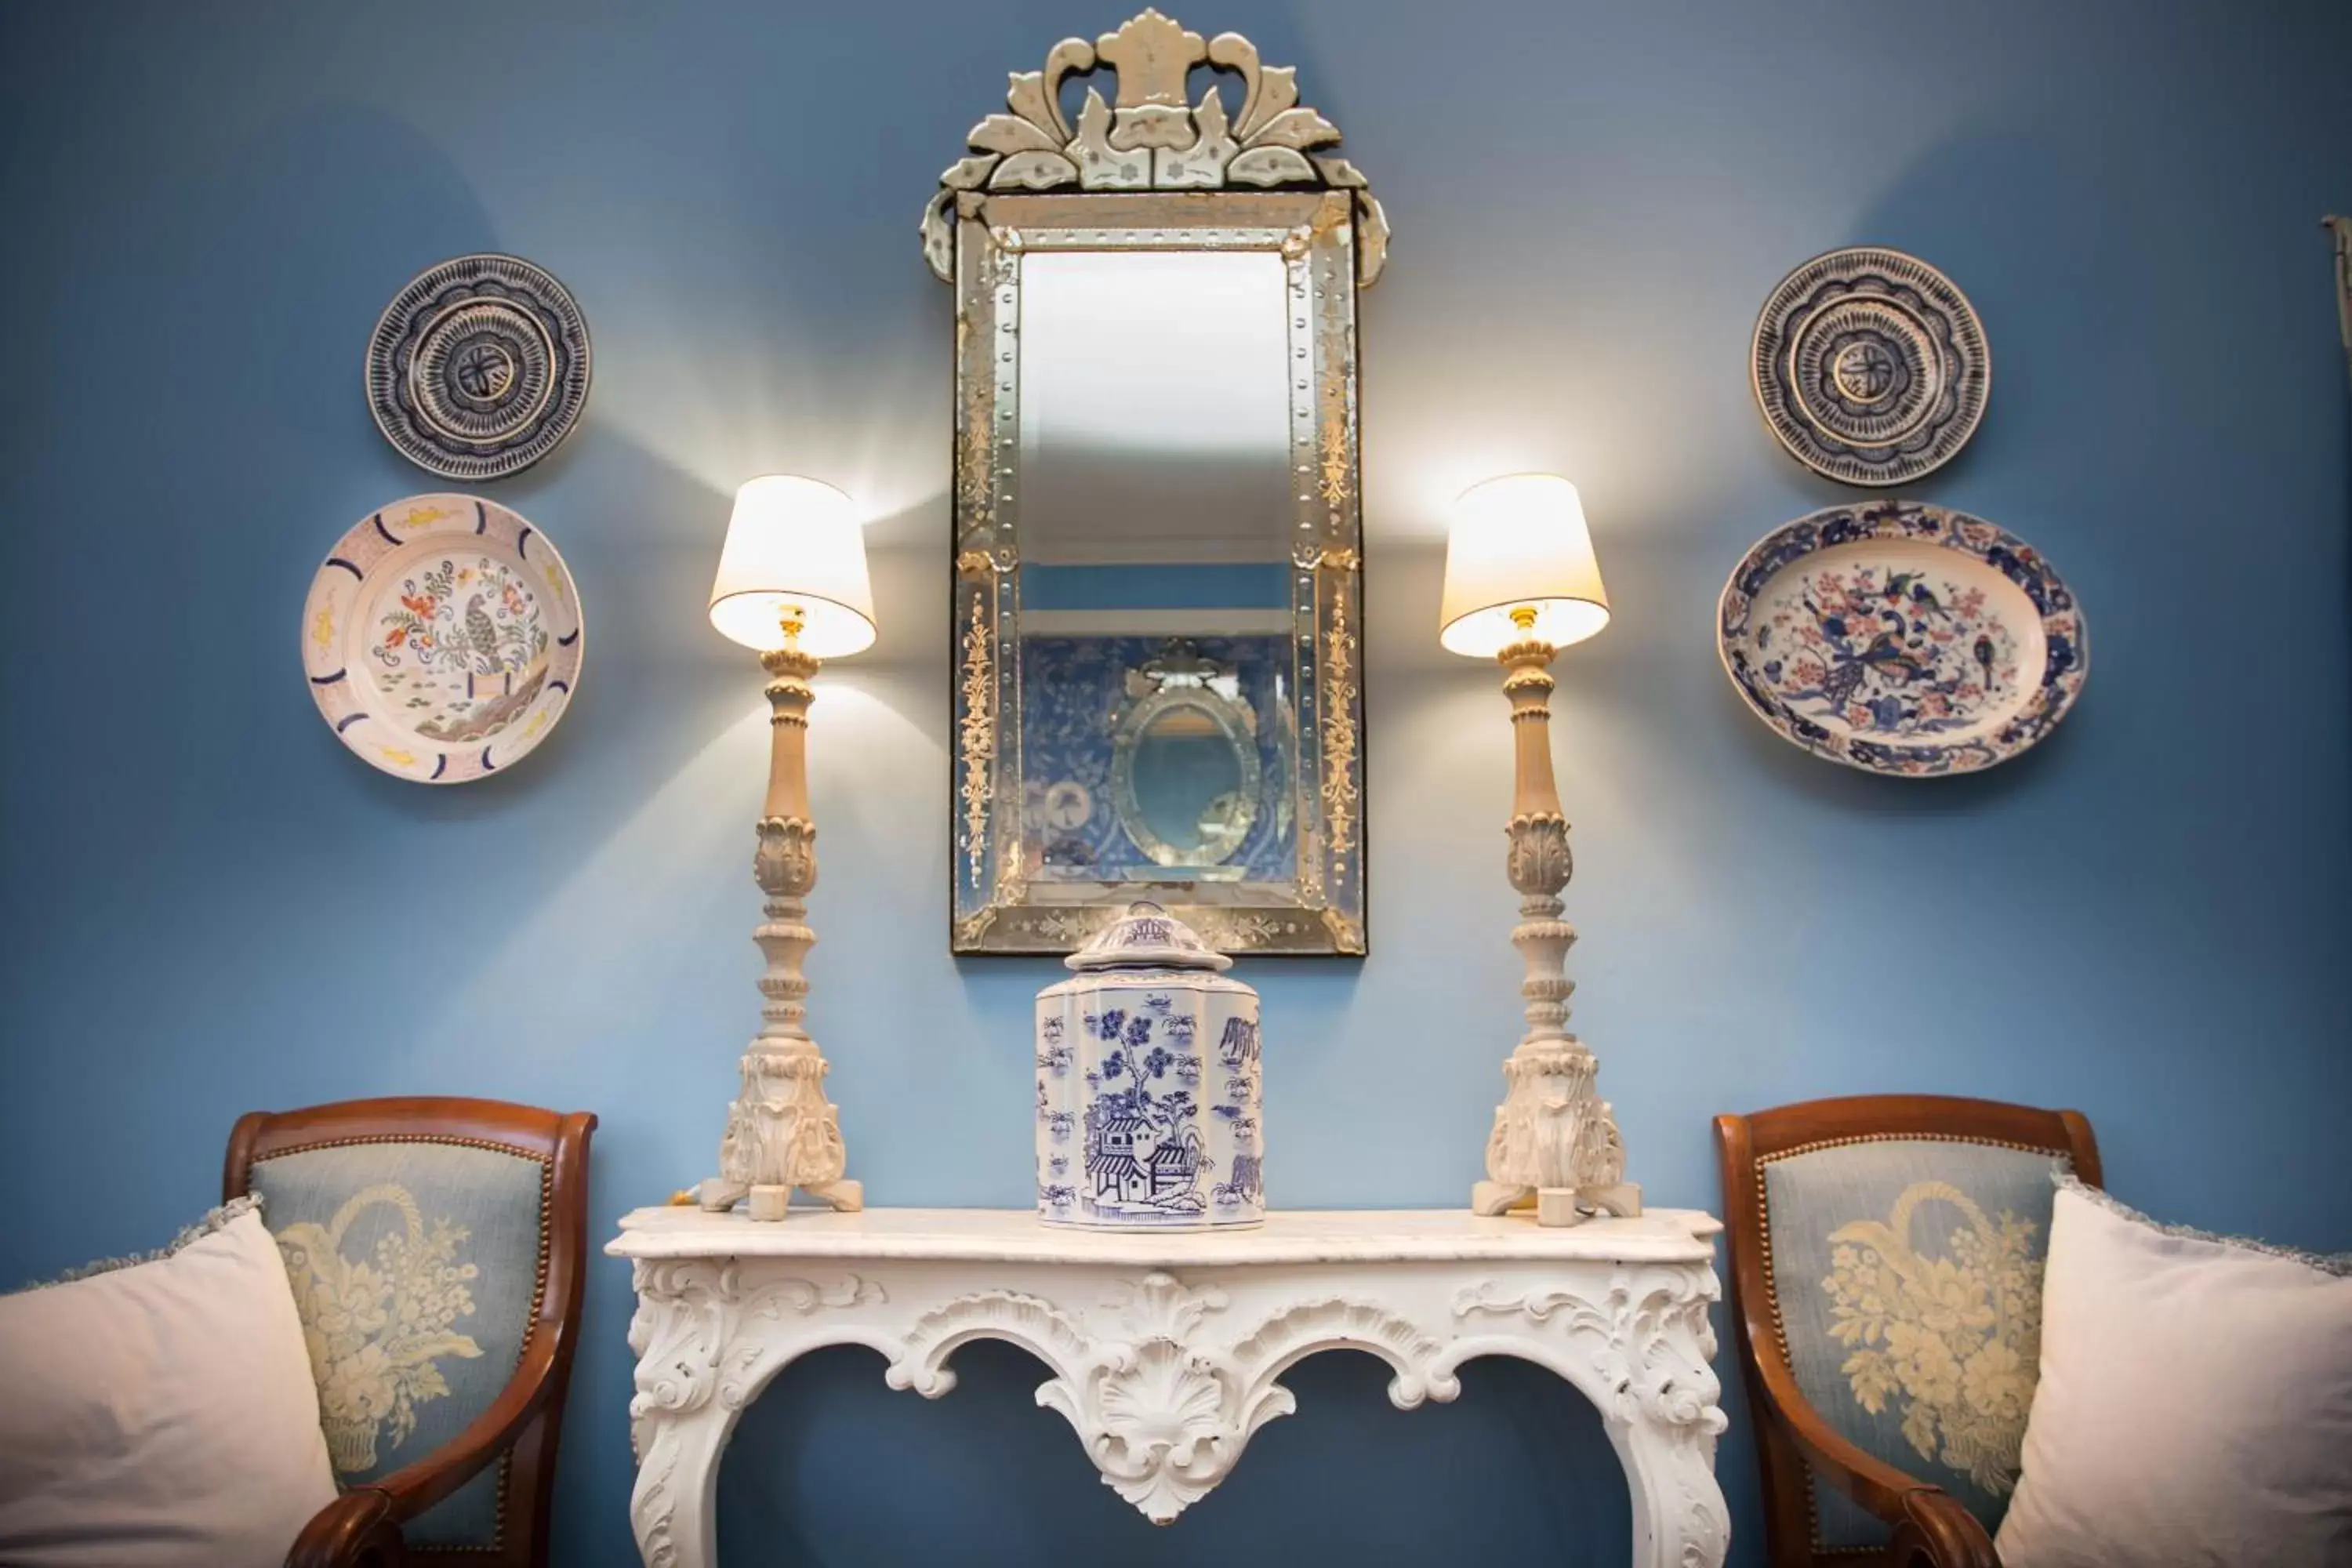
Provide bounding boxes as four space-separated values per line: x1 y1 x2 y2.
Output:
696 1177 866 1220
1472 1179 1643 1226
801 1178 864 1213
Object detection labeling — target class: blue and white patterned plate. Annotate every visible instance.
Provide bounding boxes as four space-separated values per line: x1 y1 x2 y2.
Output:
367 254 590 481
303 495 583 784
1752 247 1987 487
1718 502 2085 777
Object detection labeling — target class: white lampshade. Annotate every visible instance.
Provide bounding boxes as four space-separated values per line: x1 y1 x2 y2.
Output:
1438 474 1612 657
708 475 877 656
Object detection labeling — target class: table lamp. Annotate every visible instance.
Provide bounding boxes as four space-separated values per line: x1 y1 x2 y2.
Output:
1442 474 1641 1227
697 475 873 1221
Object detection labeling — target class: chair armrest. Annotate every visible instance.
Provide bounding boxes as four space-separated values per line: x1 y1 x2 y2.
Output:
1889 1490 2000 1568
1746 1317 1998 1563
368 1317 564 1521
287 1490 407 1568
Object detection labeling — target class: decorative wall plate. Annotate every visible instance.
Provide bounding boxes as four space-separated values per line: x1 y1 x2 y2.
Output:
366 254 590 481
1752 247 1988 487
1718 501 2085 777
303 495 583 784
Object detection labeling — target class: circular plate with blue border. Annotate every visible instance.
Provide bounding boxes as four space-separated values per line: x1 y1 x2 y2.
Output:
303 495 583 783
1718 501 2085 776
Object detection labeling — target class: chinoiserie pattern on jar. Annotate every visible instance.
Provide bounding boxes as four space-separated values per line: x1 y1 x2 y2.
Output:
1036 902 1263 1229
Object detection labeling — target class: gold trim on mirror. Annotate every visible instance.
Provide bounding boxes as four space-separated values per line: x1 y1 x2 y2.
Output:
920 9 1388 290
955 569 996 898
1320 564 1360 880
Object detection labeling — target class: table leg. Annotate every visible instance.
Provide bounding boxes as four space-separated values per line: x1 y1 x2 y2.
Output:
1614 1414 1732 1568
629 1404 728 1568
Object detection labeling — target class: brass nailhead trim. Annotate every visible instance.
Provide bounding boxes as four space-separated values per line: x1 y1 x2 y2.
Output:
1750 1131 2065 1551
253 1131 557 1559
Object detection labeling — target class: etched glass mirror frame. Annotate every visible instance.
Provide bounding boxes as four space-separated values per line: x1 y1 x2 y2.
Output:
927 10 1384 956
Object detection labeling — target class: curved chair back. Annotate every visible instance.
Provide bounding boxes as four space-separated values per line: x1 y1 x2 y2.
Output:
226 1098 594 1568
1717 1094 2099 1564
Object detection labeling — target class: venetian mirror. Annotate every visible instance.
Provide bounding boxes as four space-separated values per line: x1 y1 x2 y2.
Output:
931 8 1384 956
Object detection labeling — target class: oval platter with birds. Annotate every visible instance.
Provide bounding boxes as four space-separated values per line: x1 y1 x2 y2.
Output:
303 494 583 783
1751 246 1987 486
1717 501 2085 777
367 253 591 481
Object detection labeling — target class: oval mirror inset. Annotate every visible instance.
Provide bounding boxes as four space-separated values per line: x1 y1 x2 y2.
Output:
1113 690 1261 871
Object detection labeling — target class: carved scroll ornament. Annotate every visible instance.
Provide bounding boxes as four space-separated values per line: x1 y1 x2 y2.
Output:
920 8 1388 286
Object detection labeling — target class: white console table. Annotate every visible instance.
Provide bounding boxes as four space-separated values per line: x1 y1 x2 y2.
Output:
610 1206 1730 1568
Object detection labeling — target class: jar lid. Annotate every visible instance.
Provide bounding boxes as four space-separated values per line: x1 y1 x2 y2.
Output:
1065 901 1234 971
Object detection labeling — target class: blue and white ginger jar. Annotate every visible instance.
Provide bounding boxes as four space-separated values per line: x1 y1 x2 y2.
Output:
1035 902 1263 1230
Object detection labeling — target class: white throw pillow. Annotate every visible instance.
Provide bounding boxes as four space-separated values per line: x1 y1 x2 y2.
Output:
1996 1178 2352 1567
0 1199 341 1567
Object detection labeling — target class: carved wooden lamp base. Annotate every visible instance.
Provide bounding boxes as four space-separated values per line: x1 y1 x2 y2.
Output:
699 1018 865 1221
698 619 864 1222
701 477 879 1222
1464 610 1640 1229
1468 1023 1646 1228
698 1018 864 1218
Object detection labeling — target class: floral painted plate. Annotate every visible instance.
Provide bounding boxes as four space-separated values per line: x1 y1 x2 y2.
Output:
1718 501 2085 777
302 495 583 783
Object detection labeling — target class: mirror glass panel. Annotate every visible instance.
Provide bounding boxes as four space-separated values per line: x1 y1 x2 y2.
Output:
1020 251 1290 564
1019 252 1292 891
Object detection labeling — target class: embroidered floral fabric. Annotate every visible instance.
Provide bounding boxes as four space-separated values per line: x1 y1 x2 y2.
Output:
250 1142 544 1551
1762 1138 2067 1549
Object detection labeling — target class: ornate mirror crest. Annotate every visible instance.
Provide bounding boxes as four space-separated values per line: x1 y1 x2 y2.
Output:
933 9 1377 956
918 8 1387 288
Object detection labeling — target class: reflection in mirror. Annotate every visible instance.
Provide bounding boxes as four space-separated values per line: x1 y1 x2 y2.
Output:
1020 252 1291 568
1019 252 1294 896
1132 710 1244 861
1109 643 1264 874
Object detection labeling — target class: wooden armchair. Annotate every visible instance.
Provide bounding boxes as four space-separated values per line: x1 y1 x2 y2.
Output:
1714 1094 2100 1568
223 1098 596 1568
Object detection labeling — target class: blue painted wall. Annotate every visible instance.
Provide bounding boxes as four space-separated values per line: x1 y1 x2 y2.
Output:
4 4 2348 1564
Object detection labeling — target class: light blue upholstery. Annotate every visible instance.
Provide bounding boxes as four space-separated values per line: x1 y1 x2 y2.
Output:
250 1140 546 1551
1761 1138 2067 1550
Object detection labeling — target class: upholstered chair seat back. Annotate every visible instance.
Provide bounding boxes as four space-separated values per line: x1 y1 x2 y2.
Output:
228 1101 591 1568
249 1138 550 1550
1758 1134 2071 1552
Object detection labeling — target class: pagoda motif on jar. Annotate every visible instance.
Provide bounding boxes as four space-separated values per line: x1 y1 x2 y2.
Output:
1036 902 1263 1229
